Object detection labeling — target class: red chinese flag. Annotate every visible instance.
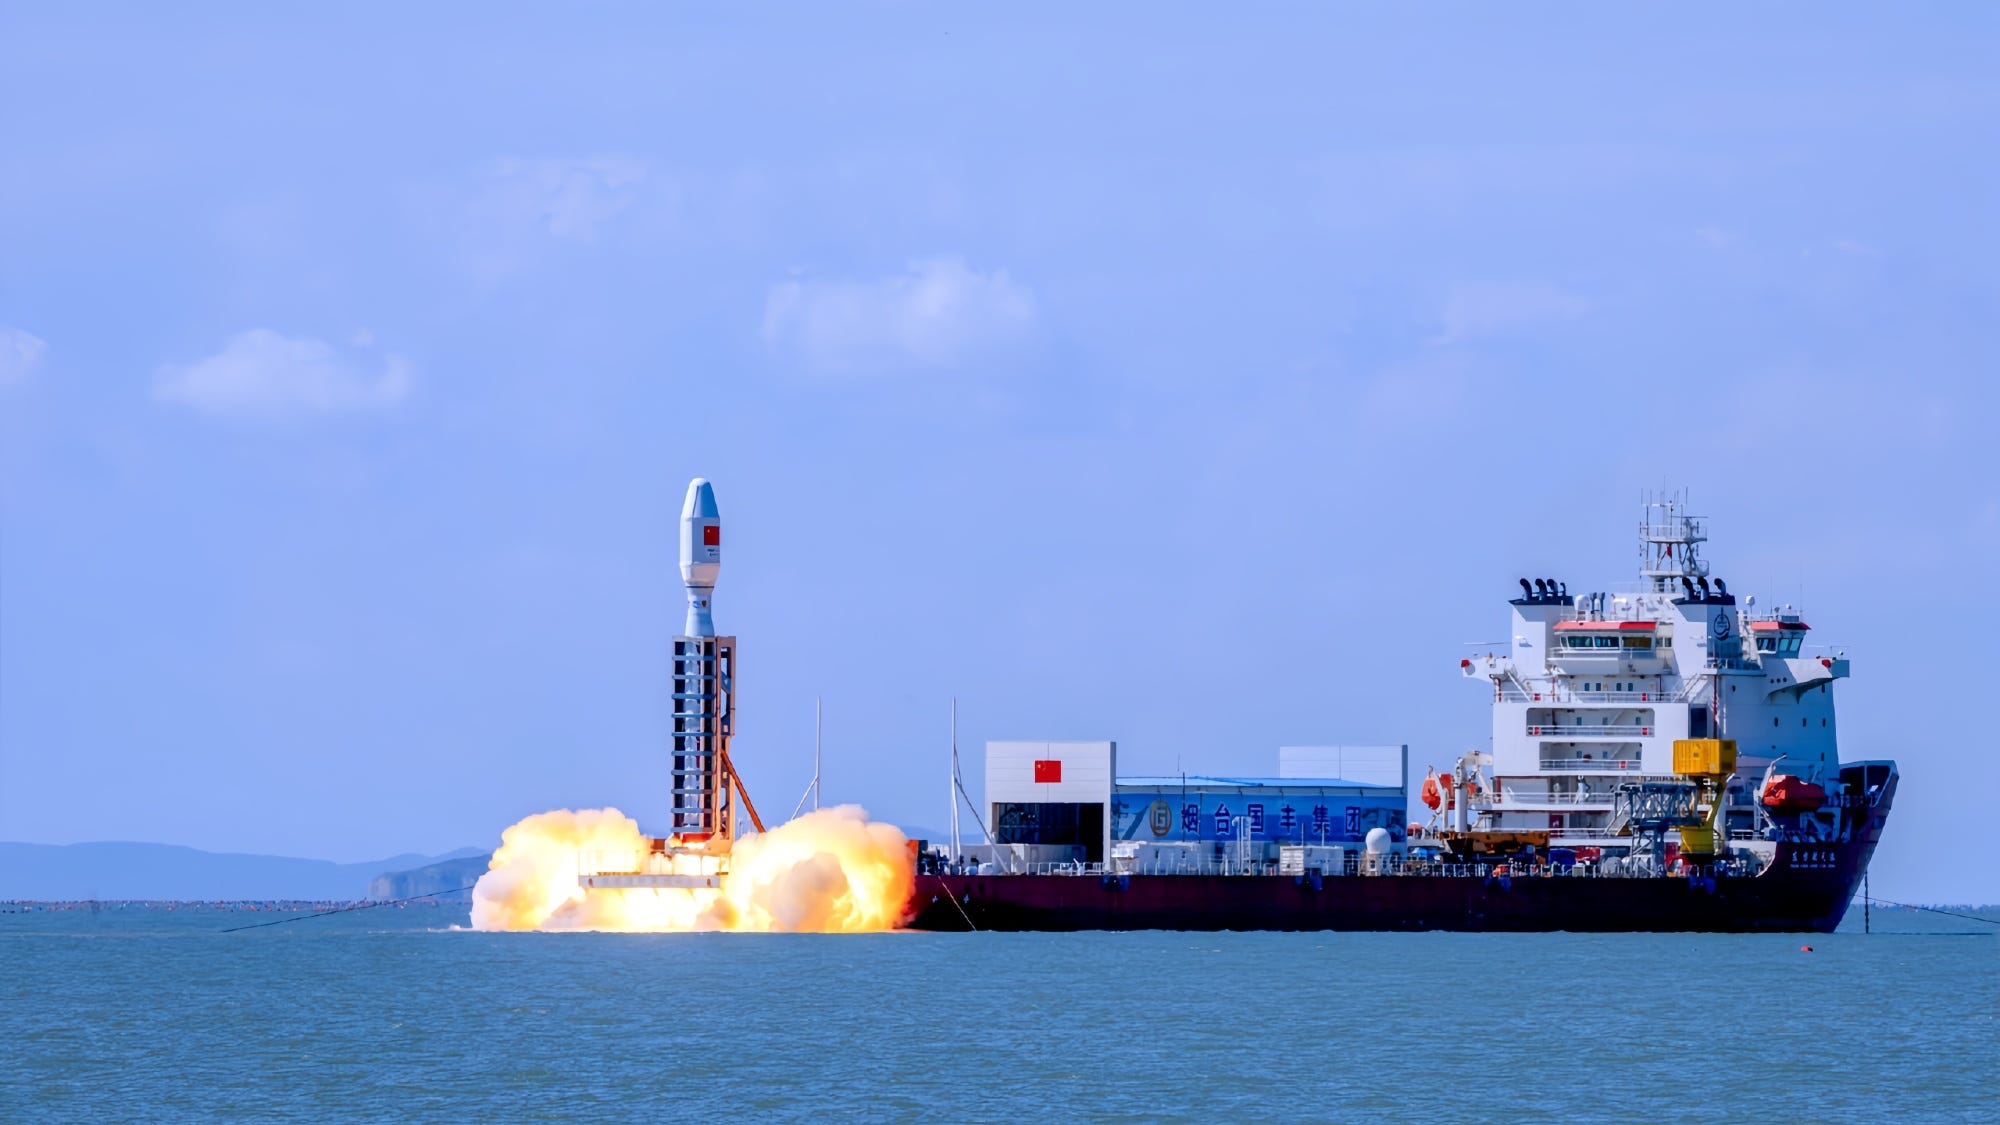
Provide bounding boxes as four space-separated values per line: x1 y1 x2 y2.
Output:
1034 759 1062 783
704 525 720 546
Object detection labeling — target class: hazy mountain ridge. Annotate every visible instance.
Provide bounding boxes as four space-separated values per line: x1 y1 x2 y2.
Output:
368 855 492 902
0 841 488 901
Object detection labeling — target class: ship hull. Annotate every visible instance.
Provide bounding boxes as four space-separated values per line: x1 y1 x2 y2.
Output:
907 825 1889 934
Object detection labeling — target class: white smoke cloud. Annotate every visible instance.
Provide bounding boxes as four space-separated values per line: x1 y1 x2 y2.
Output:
471 805 914 933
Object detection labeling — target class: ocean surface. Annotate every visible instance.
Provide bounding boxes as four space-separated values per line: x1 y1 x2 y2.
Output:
3 903 1994 1123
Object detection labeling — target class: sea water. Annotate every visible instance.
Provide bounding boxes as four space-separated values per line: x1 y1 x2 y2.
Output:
2 904 1994 1123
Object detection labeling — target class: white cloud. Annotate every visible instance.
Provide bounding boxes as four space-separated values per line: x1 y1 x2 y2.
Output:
453 156 668 281
476 155 654 241
1695 225 1737 249
1357 351 1477 435
0 325 47 386
1437 280 1591 343
155 329 411 420
762 258 1037 374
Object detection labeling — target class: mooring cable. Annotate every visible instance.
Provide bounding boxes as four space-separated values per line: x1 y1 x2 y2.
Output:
930 877 980 932
220 885 482 932
1858 896 1999 926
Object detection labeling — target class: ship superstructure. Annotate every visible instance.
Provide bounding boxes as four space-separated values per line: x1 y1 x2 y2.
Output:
1450 496 1862 863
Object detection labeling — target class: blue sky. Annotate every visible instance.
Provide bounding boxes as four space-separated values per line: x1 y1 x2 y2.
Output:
2 6 1994 901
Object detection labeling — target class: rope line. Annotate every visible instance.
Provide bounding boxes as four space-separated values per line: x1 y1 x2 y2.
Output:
932 877 979 932
220 885 482 932
1859 896 1999 926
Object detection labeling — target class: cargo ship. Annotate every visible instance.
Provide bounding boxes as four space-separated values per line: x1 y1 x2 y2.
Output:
905 497 1896 932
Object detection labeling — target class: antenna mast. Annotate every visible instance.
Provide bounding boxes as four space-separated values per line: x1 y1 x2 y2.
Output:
949 698 963 859
1639 489 1709 593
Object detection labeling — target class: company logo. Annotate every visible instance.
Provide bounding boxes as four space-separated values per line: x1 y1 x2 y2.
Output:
1710 613 1731 639
1148 800 1171 838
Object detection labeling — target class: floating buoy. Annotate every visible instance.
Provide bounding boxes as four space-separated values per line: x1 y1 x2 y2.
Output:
1800 945 1814 952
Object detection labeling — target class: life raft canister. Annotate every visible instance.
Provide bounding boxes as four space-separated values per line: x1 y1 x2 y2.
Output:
1763 775 1828 812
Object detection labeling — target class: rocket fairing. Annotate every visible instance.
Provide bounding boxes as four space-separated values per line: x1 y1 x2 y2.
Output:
680 478 721 637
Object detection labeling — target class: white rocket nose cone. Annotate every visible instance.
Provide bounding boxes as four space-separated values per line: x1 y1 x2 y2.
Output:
681 478 719 521
679 477 721 636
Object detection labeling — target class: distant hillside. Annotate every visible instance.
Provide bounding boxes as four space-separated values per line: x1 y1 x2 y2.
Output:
0 842 487 901
369 855 491 902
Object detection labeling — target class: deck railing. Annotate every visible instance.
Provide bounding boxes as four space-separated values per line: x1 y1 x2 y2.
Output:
1499 690 1662 704
1529 724 1653 738
1486 790 1615 807
1018 856 1758 880
1538 757 1643 772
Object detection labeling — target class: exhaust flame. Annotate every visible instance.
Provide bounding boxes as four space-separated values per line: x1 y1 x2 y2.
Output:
470 805 914 932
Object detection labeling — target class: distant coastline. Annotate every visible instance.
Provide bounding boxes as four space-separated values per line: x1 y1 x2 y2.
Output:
0 841 489 902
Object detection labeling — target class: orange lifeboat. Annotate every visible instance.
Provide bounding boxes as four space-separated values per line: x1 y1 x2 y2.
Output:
1762 775 1828 813
1421 774 1443 810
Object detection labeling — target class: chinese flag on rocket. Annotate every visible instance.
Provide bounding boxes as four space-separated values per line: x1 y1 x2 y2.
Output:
704 526 720 546
1034 759 1062 783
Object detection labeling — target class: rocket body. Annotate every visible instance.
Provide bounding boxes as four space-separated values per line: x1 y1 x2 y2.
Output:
670 476 734 843
680 478 721 636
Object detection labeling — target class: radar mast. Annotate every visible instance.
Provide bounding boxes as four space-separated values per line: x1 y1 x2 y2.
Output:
1639 491 1709 593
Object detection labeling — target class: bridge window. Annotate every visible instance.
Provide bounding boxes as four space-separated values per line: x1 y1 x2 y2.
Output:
1756 632 1805 655
993 802 1105 863
1622 636 1652 650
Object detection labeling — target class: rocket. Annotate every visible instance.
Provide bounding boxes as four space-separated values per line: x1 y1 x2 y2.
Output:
679 478 721 637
